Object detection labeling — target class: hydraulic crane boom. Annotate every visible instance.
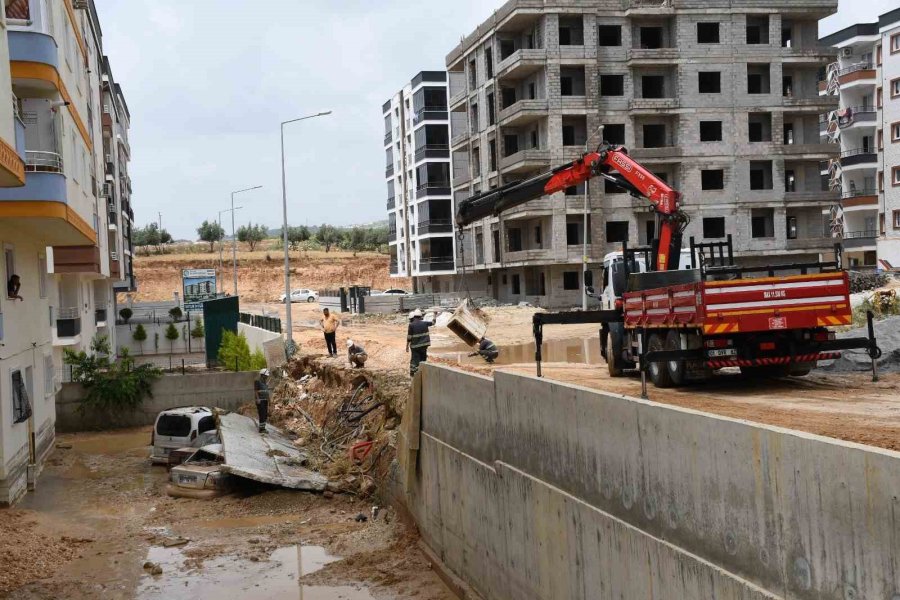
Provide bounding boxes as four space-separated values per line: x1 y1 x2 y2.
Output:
455 142 688 271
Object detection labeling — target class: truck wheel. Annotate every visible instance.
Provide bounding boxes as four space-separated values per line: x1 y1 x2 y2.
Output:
665 329 687 386
647 333 673 388
789 362 813 377
605 322 627 377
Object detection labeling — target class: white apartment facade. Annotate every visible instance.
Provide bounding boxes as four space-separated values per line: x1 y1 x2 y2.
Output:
819 8 900 268
384 71 456 292
0 0 133 505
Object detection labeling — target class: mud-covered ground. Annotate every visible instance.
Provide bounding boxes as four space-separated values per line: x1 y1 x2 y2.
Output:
1 428 454 599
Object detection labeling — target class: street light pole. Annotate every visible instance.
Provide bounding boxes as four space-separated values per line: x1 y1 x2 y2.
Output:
281 110 332 348
229 185 263 296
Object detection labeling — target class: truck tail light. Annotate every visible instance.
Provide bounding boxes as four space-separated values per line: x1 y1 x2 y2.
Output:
705 338 732 349
615 299 624 310
813 331 835 342
759 342 776 351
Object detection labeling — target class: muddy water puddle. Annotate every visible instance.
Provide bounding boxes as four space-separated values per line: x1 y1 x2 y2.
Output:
137 544 375 600
436 335 603 366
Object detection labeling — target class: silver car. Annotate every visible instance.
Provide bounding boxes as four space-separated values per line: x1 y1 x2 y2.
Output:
279 288 319 303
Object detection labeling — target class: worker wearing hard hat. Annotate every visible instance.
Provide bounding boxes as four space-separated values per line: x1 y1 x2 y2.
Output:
347 339 368 368
406 309 432 376
469 336 499 363
254 368 270 434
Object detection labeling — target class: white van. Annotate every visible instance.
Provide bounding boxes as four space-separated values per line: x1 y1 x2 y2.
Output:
150 407 219 465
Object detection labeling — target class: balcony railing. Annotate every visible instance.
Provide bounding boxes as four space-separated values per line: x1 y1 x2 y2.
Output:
56 308 81 338
385 164 395 178
384 131 392 146
844 230 877 239
388 228 397 242
414 144 450 161
417 219 454 234
842 187 877 199
837 62 873 77
416 182 452 198
419 257 455 272
414 107 449 126
108 211 117 227
840 147 877 167
25 150 63 173
387 196 395 210
837 106 877 128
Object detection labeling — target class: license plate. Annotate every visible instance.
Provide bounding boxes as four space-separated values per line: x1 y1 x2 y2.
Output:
769 317 787 330
708 349 737 357
178 475 198 483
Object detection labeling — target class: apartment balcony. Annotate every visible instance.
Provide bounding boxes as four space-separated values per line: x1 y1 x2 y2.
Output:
388 228 397 242
109 252 121 277
837 106 876 130
624 0 675 14
505 249 553 264
386 196 395 210
779 143 836 157
842 230 878 250
629 145 682 161
414 144 450 162
53 308 82 347
0 150 94 245
0 109 26 187
785 236 836 252
417 219 454 235
782 46 838 64
108 210 117 230
389 259 398 275
628 97 679 112
500 149 550 175
384 131 392 147
8 30 58 69
841 188 878 210
495 48 547 81
626 48 679 65
414 107 449 127
783 94 837 110
52 245 100 274
385 164 395 179
838 63 876 88
498 99 548 127
839 148 877 169
416 182 451 199
418 257 455 272
783 189 839 204
95 302 108 327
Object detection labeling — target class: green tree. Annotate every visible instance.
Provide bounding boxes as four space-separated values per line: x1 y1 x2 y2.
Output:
348 227 367 252
119 307 133 324
191 319 205 350
250 349 267 370
133 223 173 251
168 306 183 322
286 225 311 249
237 222 267 251
315 224 340 253
63 348 161 416
197 220 225 252
164 322 179 353
132 323 147 354
217 330 251 371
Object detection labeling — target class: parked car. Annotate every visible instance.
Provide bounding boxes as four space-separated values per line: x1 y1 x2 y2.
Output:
150 407 219 465
279 288 319 303
166 443 232 499
379 289 410 296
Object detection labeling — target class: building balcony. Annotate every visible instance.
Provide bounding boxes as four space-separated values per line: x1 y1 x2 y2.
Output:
500 148 550 175
498 99 548 127
839 148 877 169
384 131 392 147
385 164 394 178
783 190 839 204
0 112 26 187
414 144 450 162
416 182 451 199
496 48 546 81
387 196 395 210
53 308 82 347
414 107 449 127
629 97 679 112
52 245 100 274
417 219 454 235
0 152 94 245
626 47 679 65
451 129 470 149
108 210 117 230
110 253 121 277
95 302 108 327
388 228 397 242
782 46 838 63
8 30 58 69
783 95 837 109
838 64 876 87
785 236 836 251
389 259 398 275
418 257 455 272
837 106 876 130
505 249 553 263
843 230 878 250
779 143 836 157
452 170 471 188
629 146 682 160
841 188 878 210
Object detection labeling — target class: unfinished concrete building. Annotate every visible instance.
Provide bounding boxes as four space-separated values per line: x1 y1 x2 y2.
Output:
441 0 838 307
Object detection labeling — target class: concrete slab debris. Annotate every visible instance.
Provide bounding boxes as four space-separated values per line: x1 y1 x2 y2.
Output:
218 413 327 491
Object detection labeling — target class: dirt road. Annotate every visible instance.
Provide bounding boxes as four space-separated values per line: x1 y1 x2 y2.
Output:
1 429 454 599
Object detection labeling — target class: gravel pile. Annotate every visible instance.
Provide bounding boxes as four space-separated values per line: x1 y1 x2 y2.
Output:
821 315 900 373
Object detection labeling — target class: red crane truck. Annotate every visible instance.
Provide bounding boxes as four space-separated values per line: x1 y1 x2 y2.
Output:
455 136 880 390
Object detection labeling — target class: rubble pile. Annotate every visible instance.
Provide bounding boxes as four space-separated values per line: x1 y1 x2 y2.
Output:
262 355 408 498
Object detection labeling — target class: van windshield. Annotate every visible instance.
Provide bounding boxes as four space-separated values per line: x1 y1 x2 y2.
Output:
156 414 192 437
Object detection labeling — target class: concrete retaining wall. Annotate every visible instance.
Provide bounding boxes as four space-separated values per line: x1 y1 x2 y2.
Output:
56 371 256 432
397 364 900 599
238 322 281 354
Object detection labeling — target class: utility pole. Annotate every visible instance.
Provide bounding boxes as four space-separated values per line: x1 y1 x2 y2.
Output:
229 186 263 297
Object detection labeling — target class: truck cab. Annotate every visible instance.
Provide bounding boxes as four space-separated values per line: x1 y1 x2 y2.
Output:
596 250 695 310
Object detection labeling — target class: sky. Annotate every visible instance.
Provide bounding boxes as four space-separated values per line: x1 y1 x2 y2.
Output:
94 0 894 240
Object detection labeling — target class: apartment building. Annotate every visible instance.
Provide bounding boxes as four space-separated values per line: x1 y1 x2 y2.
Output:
444 0 838 307
384 71 456 291
820 8 900 269
0 0 133 505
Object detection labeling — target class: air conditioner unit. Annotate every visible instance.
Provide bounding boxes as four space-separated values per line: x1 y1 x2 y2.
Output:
841 47 853 57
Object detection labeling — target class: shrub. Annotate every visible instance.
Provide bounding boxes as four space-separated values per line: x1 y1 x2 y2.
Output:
191 319 205 339
133 324 147 353
119 307 133 324
851 291 900 327
849 271 889 294
165 322 179 353
169 306 183 322
64 348 161 416
251 349 267 371
217 330 254 371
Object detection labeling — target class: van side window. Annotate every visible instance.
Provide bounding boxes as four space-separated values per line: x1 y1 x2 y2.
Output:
197 416 217 433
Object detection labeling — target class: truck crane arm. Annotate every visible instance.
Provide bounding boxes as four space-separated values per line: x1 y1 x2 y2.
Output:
455 143 688 271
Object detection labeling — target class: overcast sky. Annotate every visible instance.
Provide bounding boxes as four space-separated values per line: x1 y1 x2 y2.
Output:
95 0 894 240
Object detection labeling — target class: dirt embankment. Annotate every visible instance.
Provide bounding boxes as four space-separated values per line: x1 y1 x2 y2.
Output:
132 247 409 303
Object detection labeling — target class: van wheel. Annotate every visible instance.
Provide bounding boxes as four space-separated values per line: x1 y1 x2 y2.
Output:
665 329 687 386
647 333 673 388
605 322 627 377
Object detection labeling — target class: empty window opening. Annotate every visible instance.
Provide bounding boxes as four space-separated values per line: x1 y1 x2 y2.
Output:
640 27 664 49
641 75 665 98
503 135 519 156
600 75 624 96
749 161 773 190
785 169 795 192
560 66 586 96
700 121 722 141
604 124 625 144
701 169 724 190
751 208 774 238
559 16 584 45
783 123 794 145
562 116 588 146
485 48 493 79
747 64 770 94
511 274 521 294
487 92 495 125
697 22 720 44
507 228 523 252
605 221 630 243
642 124 667 148
746 16 769 44
699 71 721 93
501 87 517 109
748 113 772 142
598 25 622 46
703 217 726 238
563 272 580 290
489 140 497 171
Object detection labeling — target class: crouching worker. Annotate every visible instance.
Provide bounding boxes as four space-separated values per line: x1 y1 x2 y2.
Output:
347 339 368 368
255 369 270 433
470 336 499 363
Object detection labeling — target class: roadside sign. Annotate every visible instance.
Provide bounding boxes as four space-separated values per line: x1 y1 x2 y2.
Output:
183 269 218 311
